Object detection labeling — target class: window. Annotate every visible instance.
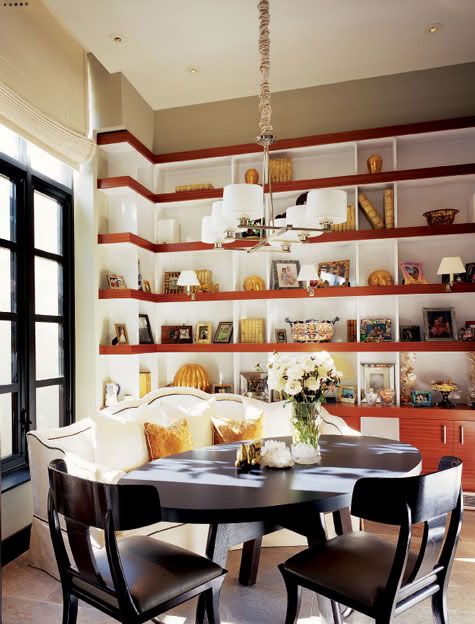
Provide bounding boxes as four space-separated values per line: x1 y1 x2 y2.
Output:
0 126 74 479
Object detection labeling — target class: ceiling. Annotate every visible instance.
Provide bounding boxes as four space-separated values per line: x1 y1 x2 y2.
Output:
43 0 475 110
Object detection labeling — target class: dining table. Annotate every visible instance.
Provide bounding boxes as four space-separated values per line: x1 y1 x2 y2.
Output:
123 434 422 624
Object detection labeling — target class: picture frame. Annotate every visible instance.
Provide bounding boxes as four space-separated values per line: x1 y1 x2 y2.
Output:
108 273 127 289
163 271 183 294
465 262 475 283
212 383 234 394
104 382 120 407
195 322 212 344
142 280 152 293
213 321 233 344
399 261 427 285
412 390 433 408
240 371 269 402
161 324 193 344
360 318 392 342
317 259 350 287
338 385 356 404
422 307 457 341
274 328 288 343
271 259 301 289
399 325 421 342
361 363 395 400
114 323 129 345
138 314 154 344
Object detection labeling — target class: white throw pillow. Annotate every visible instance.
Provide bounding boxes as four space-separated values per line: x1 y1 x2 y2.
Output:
92 412 150 471
64 451 126 484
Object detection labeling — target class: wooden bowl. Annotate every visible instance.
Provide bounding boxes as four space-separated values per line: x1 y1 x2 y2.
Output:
422 209 459 226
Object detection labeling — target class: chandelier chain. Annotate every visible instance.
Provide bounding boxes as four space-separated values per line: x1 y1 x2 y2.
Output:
257 0 273 137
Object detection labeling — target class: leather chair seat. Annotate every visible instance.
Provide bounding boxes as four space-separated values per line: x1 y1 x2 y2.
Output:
94 535 223 614
283 532 417 610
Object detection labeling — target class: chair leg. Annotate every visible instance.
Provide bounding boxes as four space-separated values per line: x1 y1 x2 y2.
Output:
278 565 302 624
62 590 78 624
432 589 449 624
204 579 224 624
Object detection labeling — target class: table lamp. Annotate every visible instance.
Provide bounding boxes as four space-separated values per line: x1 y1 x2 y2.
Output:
436 256 465 292
298 264 318 296
177 270 200 300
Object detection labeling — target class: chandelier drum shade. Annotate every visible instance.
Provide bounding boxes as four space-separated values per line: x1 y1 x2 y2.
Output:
306 189 348 229
222 184 264 223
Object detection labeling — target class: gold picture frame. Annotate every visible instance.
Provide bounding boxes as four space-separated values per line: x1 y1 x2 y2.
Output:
114 323 129 345
317 259 350 287
163 271 183 294
195 322 212 344
338 385 356 404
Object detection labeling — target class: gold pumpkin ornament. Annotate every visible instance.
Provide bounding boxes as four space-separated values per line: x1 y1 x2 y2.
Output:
173 364 211 392
368 270 394 286
243 275 265 291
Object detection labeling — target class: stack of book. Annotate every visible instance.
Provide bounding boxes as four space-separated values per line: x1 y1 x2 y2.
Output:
332 205 356 231
358 190 395 229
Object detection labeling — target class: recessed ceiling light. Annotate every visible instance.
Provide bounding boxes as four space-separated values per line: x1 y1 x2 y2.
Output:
427 23 443 34
109 33 124 44
186 66 200 75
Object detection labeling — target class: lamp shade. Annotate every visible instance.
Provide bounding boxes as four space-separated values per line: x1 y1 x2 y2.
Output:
177 270 200 287
436 256 466 276
211 200 233 229
201 215 221 244
297 264 318 282
222 184 263 221
305 189 347 227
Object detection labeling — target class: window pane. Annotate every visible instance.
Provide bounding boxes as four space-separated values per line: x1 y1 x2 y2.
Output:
0 174 15 241
0 393 15 458
0 248 15 312
35 257 62 315
34 191 61 255
36 385 61 430
0 125 20 161
0 321 16 384
36 323 63 380
29 143 72 187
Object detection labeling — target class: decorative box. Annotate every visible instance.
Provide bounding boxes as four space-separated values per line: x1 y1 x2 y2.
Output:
285 317 339 343
240 318 265 343
139 372 151 398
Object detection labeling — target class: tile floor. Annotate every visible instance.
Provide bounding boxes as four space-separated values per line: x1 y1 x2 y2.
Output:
3 513 475 623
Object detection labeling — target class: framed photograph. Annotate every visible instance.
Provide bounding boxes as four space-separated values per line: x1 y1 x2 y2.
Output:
142 280 152 293
423 307 457 341
104 382 120 407
274 328 288 343
361 363 395 400
465 262 475 283
399 261 427 285
138 314 154 344
195 322 212 344
412 390 433 408
161 324 193 344
399 325 421 342
360 318 392 342
108 273 127 289
338 385 356 404
114 323 129 345
212 383 234 394
240 371 269 402
460 320 475 341
317 259 350 287
213 321 233 344
272 259 301 289
163 271 183 294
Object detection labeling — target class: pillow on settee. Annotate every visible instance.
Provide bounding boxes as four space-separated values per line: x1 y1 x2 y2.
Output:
143 418 193 461
92 412 151 471
64 451 126 484
211 401 264 444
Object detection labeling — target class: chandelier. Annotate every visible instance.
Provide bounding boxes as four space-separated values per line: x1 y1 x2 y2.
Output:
201 0 347 253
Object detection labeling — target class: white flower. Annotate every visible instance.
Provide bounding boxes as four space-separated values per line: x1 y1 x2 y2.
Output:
287 365 304 381
285 379 302 396
302 357 316 373
304 376 320 391
268 371 286 392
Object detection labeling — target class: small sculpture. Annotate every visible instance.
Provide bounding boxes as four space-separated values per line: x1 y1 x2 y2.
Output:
235 441 262 472
244 168 259 184
173 364 211 392
367 154 383 174
368 269 394 286
243 275 265 291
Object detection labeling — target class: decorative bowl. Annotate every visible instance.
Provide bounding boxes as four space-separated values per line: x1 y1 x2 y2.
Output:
422 209 459 226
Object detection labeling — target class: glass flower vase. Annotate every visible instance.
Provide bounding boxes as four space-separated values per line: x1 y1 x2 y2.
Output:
291 401 321 464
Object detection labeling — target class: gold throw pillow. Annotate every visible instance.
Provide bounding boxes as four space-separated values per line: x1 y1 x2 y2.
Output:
144 419 193 461
211 412 263 445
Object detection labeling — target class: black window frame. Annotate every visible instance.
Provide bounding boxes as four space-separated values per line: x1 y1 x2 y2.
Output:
0 149 74 482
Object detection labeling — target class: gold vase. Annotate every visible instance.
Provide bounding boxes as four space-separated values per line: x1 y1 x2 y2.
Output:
244 168 259 184
367 154 383 174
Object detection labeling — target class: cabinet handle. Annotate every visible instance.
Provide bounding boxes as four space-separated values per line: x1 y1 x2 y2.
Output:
442 425 447 444
460 425 464 445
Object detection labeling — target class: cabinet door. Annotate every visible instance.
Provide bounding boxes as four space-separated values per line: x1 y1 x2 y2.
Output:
454 420 475 491
399 419 453 475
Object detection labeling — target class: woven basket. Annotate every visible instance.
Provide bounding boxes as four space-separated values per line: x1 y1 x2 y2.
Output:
240 318 265 343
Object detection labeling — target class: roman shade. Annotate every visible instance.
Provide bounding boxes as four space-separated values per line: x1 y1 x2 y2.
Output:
0 1 95 167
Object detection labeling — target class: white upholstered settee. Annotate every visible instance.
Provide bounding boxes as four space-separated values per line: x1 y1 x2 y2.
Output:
27 386 359 579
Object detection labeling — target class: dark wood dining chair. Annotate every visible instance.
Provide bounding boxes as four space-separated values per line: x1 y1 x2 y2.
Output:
279 455 463 624
47 458 226 624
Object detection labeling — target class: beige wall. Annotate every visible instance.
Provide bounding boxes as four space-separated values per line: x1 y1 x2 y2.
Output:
153 62 475 153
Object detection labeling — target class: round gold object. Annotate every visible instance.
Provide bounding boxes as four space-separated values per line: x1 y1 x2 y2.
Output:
244 168 260 184
173 364 211 392
243 275 265 291
368 270 394 286
367 154 383 174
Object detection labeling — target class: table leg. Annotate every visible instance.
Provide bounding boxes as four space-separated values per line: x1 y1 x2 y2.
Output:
238 537 263 586
196 524 230 624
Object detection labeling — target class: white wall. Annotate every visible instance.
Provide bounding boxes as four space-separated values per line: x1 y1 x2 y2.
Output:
1 482 32 540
